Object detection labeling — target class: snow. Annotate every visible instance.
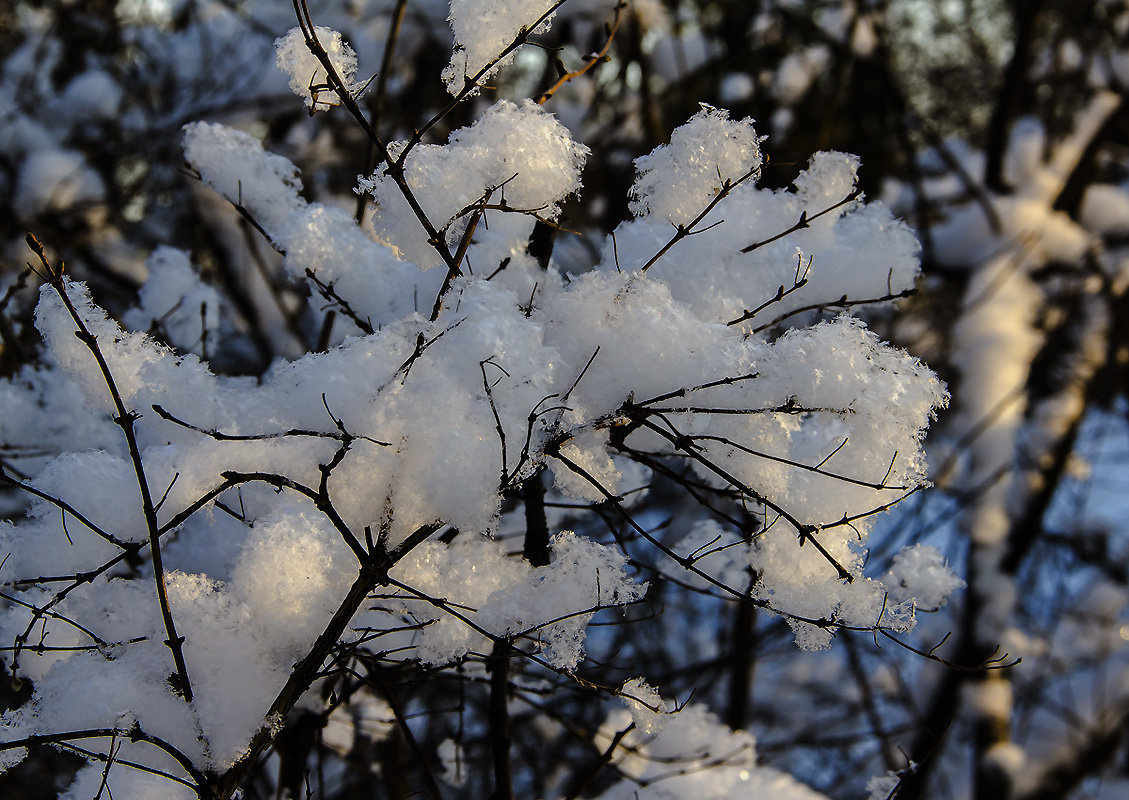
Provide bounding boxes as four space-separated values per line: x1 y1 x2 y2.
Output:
0 9 953 793
15 149 105 216
773 46 830 105
984 740 1027 781
1080 183 1129 235
851 15 878 58
629 105 763 226
359 99 588 271
60 763 197 800
122 247 224 356
1002 117 1045 187
611 143 920 330
719 72 755 104
884 544 964 610
865 771 901 800
593 704 831 800
439 737 467 786
182 121 305 234
620 677 670 735
59 69 123 122
443 0 560 94
274 26 363 112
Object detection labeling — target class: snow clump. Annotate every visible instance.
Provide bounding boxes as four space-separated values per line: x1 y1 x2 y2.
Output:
443 0 561 94
275 26 362 112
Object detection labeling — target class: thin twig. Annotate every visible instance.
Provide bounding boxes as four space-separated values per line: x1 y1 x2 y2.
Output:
640 167 761 272
739 187 862 254
26 234 195 705
536 2 627 105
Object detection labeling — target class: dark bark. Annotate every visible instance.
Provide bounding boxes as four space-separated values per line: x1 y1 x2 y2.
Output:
723 585 756 730
487 640 514 800
984 0 1046 193
522 471 550 568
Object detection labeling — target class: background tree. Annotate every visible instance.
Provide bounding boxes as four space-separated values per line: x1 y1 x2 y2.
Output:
1 2 1128 800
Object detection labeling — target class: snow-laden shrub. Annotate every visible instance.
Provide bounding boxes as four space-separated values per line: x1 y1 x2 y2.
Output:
0 3 956 798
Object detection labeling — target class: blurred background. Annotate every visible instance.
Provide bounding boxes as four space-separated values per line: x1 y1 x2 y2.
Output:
2 1 1129 798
